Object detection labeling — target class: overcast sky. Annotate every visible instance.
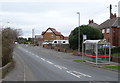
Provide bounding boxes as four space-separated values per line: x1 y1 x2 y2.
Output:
0 0 119 38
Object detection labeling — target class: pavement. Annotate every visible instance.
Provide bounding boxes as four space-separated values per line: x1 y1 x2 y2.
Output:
2 44 119 81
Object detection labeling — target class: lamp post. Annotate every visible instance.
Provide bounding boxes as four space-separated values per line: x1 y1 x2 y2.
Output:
77 12 80 55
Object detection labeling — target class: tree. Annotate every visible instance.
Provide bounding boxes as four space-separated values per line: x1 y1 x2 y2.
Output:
17 37 28 44
69 25 103 50
2 28 19 66
28 37 32 42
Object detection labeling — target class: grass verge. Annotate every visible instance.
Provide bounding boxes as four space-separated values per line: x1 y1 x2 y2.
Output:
103 65 120 71
73 59 120 71
27 44 33 46
2 60 15 78
73 60 85 62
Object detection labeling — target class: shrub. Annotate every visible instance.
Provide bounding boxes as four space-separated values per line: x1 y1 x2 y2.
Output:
69 25 103 50
111 47 120 54
105 47 120 55
2 28 19 66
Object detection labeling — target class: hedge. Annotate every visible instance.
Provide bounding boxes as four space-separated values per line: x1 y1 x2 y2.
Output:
111 47 120 54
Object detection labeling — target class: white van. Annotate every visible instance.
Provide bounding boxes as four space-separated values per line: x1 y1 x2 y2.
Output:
52 40 69 44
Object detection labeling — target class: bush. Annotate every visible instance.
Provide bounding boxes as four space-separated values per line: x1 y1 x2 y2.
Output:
105 47 120 55
2 28 19 66
69 25 103 50
111 47 120 54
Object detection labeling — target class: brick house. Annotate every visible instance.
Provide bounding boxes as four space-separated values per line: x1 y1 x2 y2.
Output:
42 27 64 41
99 16 120 46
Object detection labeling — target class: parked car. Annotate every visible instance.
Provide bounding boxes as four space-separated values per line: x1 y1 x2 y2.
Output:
52 40 69 44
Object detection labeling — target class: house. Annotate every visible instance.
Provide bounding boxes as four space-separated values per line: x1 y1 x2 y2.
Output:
87 19 99 28
64 36 69 40
42 27 64 41
99 14 120 46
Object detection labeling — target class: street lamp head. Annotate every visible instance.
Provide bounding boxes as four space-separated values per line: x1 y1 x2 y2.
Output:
77 12 80 14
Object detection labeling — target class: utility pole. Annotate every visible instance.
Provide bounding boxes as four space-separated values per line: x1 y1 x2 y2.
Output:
110 4 112 19
108 4 112 46
32 28 34 44
77 12 80 55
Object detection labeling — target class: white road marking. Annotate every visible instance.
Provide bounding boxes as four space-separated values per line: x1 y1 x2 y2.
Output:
66 71 92 78
46 61 54 64
17 46 92 79
54 65 62 69
31 53 35 55
66 71 81 78
60 66 67 69
73 71 92 77
36 55 39 58
25 50 28 53
24 65 26 81
40 58 45 61
54 65 67 70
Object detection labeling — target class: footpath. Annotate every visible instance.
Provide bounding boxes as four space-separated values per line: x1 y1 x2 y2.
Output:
2 52 36 81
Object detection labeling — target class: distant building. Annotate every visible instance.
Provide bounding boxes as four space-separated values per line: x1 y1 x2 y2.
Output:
99 14 120 46
34 35 43 46
42 27 64 41
87 19 99 28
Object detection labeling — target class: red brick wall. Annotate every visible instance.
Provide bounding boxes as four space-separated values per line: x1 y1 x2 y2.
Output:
43 32 58 41
112 28 120 46
43 32 64 41
100 28 120 46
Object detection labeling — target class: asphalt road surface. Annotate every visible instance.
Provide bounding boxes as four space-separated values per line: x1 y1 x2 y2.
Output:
4 44 119 81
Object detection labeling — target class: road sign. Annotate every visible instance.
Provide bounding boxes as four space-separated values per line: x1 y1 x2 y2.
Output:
83 35 87 40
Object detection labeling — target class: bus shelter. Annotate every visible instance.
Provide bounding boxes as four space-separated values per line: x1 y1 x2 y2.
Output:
82 40 111 64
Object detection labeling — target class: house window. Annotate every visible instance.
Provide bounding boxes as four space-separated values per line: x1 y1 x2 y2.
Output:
51 35 54 38
102 29 105 33
106 28 110 33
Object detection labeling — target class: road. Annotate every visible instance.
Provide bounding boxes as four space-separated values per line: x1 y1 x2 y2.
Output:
4 44 118 81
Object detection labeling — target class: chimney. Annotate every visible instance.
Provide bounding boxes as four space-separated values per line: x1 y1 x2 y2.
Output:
111 13 117 19
89 19 94 24
113 13 117 18
109 4 117 19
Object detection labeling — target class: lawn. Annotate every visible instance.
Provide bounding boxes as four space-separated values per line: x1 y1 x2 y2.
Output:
73 60 85 62
103 65 120 71
27 44 33 46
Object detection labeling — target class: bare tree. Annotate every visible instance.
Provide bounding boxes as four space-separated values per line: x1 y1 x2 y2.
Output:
2 28 19 66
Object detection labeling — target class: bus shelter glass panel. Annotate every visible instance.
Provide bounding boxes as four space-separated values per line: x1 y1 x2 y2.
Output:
83 41 110 64
84 43 97 63
97 43 110 64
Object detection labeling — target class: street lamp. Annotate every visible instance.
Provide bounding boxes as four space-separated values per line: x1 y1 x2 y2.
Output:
77 12 80 55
